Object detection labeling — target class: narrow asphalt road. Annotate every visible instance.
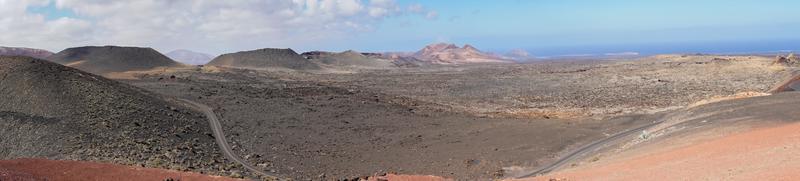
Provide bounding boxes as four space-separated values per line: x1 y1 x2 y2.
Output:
516 119 665 178
178 98 281 180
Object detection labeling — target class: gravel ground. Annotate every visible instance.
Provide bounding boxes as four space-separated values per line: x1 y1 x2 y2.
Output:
126 70 646 180
5 54 787 180
119 54 791 180
277 55 788 119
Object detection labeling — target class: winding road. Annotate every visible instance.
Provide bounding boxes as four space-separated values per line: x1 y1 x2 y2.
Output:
516 119 665 178
177 98 281 180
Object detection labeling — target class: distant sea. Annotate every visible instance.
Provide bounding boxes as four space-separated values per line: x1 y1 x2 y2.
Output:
529 39 799 59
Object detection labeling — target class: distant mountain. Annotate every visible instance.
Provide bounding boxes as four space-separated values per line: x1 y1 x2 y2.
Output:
0 46 53 59
302 50 396 69
412 43 512 64
47 46 182 75
365 52 426 67
165 49 214 65
207 48 320 70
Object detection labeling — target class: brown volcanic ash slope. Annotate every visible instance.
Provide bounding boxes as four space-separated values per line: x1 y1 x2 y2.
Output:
166 49 215 65
0 46 53 59
302 50 396 69
207 48 320 70
523 91 800 181
47 46 182 74
527 121 800 181
413 43 512 64
0 56 244 177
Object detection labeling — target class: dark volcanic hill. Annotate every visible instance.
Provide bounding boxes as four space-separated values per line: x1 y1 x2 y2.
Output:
302 50 396 69
47 46 182 74
0 46 53 59
207 48 320 70
0 56 243 177
166 49 214 65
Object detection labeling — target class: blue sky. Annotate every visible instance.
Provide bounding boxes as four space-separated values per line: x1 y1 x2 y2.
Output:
345 0 800 56
5 0 800 56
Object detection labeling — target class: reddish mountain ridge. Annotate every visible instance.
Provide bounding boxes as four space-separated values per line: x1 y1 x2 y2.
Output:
0 46 53 59
412 43 512 64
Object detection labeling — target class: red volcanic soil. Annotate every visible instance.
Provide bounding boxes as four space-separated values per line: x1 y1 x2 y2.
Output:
0 159 244 181
522 121 800 181
367 174 451 181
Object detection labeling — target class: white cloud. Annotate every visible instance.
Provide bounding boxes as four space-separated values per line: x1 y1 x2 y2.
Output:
406 3 437 20
335 0 364 15
366 0 402 18
0 0 431 54
367 7 387 17
407 3 424 13
0 0 93 51
426 11 439 20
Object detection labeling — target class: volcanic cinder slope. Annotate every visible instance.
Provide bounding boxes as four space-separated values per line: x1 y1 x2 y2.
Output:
302 50 396 69
47 46 182 75
0 46 53 59
207 48 320 70
166 49 215 65
0 56 248 178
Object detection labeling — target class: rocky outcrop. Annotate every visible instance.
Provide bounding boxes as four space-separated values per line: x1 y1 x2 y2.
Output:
207 48 320 70
47 46 181 74
0 46 53 59
773 53 800 66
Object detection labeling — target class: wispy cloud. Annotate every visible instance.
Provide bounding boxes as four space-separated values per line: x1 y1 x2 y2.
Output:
407 2 438 20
